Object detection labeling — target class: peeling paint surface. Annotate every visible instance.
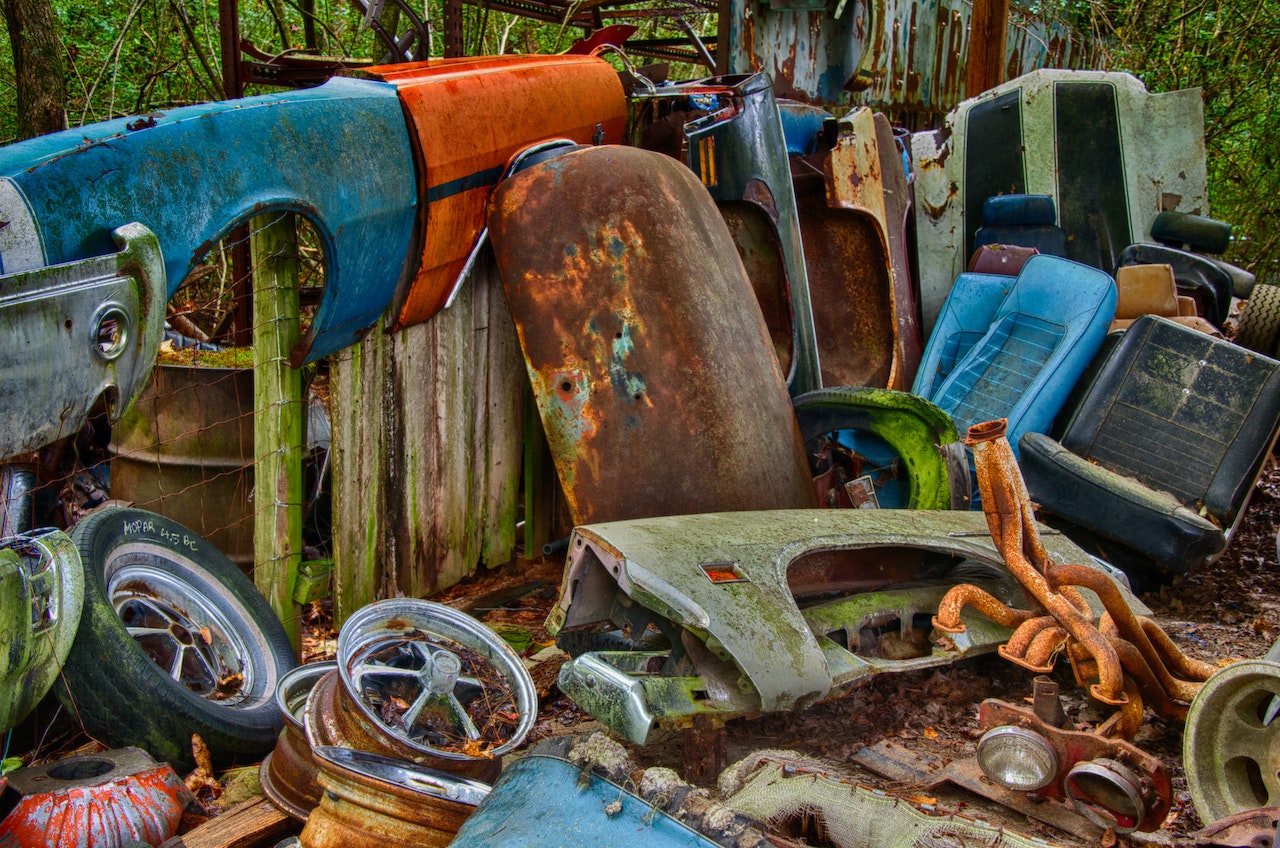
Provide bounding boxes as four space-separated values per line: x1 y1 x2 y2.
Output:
370 55 628 331
727 0 1092 112
0 77 417 363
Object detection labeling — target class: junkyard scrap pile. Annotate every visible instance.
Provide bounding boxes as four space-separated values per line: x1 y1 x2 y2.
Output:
1 44 1280 848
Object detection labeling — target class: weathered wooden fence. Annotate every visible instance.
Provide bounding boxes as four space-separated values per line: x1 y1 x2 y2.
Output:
327 254 526 624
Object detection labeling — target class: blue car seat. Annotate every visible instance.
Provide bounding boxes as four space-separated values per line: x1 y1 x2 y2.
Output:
972 194 1069 259
919 254 1117 458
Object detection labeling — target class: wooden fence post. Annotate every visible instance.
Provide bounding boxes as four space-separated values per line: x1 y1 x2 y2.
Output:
251 212 304 653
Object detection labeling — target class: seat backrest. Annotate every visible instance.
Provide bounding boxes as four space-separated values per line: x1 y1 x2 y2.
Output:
1111 262 1224 337
926 254 1117 455
1116 243 1233 327
1114 263 1179 320
912 272 1012 398
972 195 1069 258
1058 315 1280 524
967 243 1039 276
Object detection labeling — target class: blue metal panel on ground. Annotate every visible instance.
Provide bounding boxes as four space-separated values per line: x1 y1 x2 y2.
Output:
448 753 721 847
0 77 418 363
927 254 1116 456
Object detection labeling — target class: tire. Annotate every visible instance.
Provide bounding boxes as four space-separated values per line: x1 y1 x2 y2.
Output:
1234 283 1280 356
56 507 295 770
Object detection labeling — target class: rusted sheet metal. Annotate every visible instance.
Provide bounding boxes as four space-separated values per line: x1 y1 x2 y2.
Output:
912 69 1208 333
327 251 524 622
299 747 488 848
632 74 820 396
790 106 922 389
0 529 83 734
364 55 627 330
725 0 1092 110
0 748 193 848
488 145 816 526
0 77 417 364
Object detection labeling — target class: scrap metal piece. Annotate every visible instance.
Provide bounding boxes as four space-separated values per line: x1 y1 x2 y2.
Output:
0 529 83 733
630 74 820 396
298 747 489 848
0 747 193 847
365 55 627 330
977 698 1171 833
0 222 164 460
852 739 1107 843
935 419 1211 721
1184 658 1280 823
261 661 335 820
801 107 922 390
488 144 816 526
548 507 1135 743
1194 807 1280 848
722 755 1062 848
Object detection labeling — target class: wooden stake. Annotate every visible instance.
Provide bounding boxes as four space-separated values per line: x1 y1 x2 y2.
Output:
251 212 303 652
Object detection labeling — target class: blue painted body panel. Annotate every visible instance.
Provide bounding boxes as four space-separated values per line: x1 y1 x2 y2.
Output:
449 752 720 847
0 77 418 363
927 254 1117 456
912 272 1013 398
777 100 832 155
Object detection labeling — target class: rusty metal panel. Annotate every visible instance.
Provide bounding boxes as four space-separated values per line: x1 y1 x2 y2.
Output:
488 145 817 526
791 106 922 389
912 70 1208 334
366 56 628 331
725 0 1092 111
631 73 821 396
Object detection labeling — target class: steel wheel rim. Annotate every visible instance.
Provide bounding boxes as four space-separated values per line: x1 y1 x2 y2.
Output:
107 556 255 705
338 599 537 759
1184 659 1280 822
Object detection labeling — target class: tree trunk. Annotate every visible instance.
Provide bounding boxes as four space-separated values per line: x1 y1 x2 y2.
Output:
3 0 66 140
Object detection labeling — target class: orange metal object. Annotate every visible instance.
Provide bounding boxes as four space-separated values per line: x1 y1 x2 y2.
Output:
363 55 627 330
0 748 193 847
964 419 1127 707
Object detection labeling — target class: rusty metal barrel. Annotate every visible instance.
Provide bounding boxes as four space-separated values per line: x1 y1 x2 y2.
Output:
109 362 254 571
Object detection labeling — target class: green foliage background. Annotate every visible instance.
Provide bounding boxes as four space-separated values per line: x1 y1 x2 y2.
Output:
0 0 1275 275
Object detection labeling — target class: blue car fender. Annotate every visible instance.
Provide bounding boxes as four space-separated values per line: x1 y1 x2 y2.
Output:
0 77 418 363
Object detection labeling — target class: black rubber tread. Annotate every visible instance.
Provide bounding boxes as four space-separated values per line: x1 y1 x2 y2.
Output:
55 507 295 770
1234 284 1280 356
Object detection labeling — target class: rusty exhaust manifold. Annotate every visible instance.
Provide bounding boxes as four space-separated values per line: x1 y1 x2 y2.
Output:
932 419 1211 729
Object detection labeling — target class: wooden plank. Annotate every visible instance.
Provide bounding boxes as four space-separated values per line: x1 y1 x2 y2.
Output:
966 0 1009 96
251 212 304 651
330 318 392 625
159 797 299 848
329 250 523 625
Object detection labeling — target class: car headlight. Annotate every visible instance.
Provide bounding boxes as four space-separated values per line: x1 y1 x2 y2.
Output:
976 725 1058 791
